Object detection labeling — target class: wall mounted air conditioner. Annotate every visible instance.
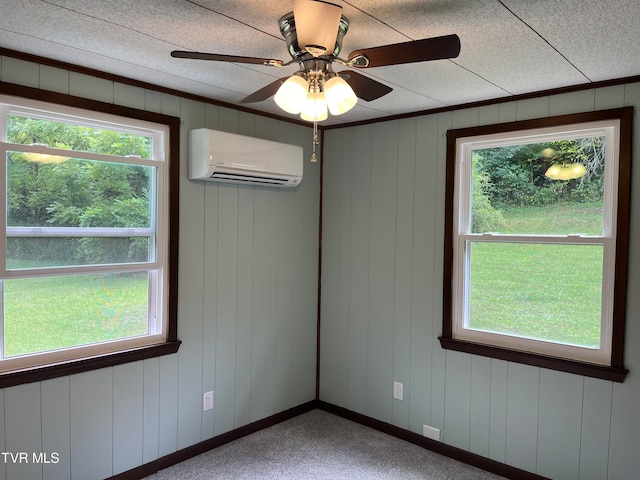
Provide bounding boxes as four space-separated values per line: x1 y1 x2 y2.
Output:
188 128 303 187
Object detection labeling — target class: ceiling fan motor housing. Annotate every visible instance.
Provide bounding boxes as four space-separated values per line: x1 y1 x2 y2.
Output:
278 12 350 62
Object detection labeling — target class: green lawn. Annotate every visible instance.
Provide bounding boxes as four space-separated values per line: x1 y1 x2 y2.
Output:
468 202 604 348
3 272 148 357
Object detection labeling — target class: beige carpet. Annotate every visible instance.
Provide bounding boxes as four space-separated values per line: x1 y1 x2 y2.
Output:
143 409 506 479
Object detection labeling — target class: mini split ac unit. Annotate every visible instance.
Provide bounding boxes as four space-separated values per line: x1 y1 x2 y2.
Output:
188 128 303 187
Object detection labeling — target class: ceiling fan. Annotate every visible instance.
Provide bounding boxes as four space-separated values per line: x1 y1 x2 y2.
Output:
171 0 460 160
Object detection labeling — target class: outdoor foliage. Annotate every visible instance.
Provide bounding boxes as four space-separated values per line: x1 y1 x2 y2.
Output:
6 115 153 265
473 137 605 209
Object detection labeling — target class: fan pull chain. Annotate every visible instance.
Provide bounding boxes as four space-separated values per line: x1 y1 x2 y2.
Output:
310 119 319 163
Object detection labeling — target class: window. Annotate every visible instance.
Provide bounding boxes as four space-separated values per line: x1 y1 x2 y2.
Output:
0 91 180 386
441 108 632 382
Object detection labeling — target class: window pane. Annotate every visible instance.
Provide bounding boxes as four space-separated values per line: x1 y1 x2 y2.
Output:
3 272 149 358
7 151 153 229
7 114 152 158
468 242 603 348
6 237 150 268
471 138 605 235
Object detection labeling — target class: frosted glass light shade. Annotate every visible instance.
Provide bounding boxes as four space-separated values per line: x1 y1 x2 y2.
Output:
324 76 357 115
545 162 587 180
300 92 328 122
274 75 309 114
22 152 70 164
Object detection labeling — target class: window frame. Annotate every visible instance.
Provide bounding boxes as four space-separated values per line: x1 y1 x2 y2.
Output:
440 107 632 382
0 82 181 388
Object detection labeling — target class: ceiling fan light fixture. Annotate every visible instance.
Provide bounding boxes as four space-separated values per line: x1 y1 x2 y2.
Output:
22 152 70 164
274 75 309 114
545 162 587 180
324 75 357 115
300 91 328 122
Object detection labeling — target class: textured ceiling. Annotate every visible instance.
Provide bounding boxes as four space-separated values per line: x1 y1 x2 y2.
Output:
1 0 639 126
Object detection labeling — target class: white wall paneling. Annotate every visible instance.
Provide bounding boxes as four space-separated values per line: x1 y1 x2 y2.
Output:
321 81 640 479
0 55 319 480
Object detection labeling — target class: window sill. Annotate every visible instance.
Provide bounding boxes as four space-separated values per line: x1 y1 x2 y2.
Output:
439 336 628 382
0 340 182 388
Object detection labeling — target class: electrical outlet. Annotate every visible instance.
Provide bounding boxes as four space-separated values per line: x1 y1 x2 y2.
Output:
423 424 440 441
393 381 403 401
203 391 214 412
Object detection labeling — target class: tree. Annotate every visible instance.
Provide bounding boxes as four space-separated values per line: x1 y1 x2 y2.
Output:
474 137 605 208
6 115 153 265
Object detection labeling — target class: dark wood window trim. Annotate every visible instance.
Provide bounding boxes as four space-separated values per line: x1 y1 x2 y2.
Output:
440 107 633 383
0 82 181 388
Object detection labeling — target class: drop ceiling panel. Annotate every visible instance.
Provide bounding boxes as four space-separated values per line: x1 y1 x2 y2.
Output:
504 0 640 82
0 0 638 126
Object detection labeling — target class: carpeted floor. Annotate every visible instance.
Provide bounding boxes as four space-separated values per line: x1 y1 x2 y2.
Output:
143 409 506 479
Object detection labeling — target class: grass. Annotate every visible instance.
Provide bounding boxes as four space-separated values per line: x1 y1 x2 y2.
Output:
3 272 148 357
2 203 604 356
468 202 604 348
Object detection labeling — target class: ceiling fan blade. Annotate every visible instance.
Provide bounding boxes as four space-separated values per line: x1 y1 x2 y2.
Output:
240 77 291 104
347 34 461 68
171 50 284 67
338 71 393 102
293 0 343 57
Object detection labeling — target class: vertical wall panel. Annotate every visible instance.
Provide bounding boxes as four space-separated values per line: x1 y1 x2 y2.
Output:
579 378 612 480
235 186 255 428
144 89 163 113
320 130 342 406
142 358 160 464
70 369 113 480
505 363 539 473
114 83 146 110
443 351 471 449
274 188 299 413
41 377 70 480
1 57 39 87
478 104 501 126
594 85 625 109
549 89 595 115
158 354 179 457
113 362 144 475
336 129 352 409
69 72 113 103
537 369 583 480
201 181 219 440
250 188 278 422
392 118 416 429
176 97 206 450
366 122 397 422
429 112 453 432
39 65 69 94
320 128 344 406
469 355 491 457
488 359 508 463
346 126 372 415
215 184 239 436
5 383 42 480
408 114 439 434
202 104 222 440
515 97 550 120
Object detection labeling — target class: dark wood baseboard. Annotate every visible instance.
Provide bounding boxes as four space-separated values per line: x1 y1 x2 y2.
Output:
109 400 320 480
317 401 551 480
109 399 549 480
